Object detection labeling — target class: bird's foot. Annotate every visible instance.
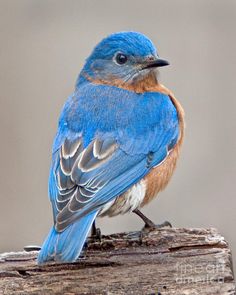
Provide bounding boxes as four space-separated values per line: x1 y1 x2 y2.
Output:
91 227 102 242
90 221 102 242
133 209 172 232
143 220 172 231
24 245 41 252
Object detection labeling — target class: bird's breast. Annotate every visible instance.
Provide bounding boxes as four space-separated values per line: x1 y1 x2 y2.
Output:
141 139 181 206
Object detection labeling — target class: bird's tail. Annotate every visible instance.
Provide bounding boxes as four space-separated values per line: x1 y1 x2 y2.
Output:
37 211 98 264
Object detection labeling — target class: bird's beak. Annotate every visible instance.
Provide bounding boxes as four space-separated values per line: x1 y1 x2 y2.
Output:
142 58 169 70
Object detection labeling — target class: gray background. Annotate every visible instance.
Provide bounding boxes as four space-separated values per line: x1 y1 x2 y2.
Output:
0 0 235 269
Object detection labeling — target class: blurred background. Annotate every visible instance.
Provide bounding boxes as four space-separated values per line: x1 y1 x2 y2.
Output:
0 0 235 268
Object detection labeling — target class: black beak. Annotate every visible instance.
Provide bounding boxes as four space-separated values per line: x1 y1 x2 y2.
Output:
142 58 169 70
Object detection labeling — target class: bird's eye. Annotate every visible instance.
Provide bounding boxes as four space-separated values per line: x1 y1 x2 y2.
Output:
115 53 128 65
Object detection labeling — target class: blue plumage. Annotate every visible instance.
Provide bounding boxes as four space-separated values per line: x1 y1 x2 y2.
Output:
38 31 180 264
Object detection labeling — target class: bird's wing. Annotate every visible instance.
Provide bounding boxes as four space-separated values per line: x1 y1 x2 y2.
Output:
50 127 175 232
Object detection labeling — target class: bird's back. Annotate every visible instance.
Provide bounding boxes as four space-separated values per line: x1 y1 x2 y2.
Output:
54 82 179 155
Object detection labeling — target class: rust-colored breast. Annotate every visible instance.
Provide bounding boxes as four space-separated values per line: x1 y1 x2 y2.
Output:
142 139 182 206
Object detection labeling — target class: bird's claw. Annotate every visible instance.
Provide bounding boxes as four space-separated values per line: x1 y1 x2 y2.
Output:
24 245 41 252
143 220 172 231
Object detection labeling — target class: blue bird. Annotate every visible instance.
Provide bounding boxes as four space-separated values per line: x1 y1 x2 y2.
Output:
38 31 185 264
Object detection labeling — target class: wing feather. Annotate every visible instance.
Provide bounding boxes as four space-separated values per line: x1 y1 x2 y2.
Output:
53 136 119 231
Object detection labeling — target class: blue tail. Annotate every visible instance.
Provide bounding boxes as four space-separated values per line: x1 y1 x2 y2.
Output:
37 211 98 264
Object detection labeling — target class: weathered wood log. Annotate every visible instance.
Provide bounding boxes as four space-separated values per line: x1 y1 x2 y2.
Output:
0 228 235 295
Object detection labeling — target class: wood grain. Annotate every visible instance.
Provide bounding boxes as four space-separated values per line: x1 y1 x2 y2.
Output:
0 228 235 295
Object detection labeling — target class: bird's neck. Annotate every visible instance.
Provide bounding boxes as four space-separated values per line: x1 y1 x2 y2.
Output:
77 71 168 94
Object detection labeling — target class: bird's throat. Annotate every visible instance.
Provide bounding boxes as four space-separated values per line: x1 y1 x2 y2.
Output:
124 71 159 93
84 71 167 94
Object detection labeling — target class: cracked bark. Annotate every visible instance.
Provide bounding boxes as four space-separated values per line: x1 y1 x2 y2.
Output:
0 228 235 295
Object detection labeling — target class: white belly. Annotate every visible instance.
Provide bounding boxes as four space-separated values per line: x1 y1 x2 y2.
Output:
99 180 146 217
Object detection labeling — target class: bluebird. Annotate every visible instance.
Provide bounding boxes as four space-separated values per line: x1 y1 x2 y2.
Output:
37 31 185 264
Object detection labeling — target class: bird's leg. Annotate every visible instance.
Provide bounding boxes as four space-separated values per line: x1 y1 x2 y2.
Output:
91 220 102 242
133 209 172 230
81 222 102 258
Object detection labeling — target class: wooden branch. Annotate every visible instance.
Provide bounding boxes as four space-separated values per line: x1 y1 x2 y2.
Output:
0 228 235 294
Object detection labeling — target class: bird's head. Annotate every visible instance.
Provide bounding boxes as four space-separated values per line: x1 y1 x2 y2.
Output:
78 31 169 88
